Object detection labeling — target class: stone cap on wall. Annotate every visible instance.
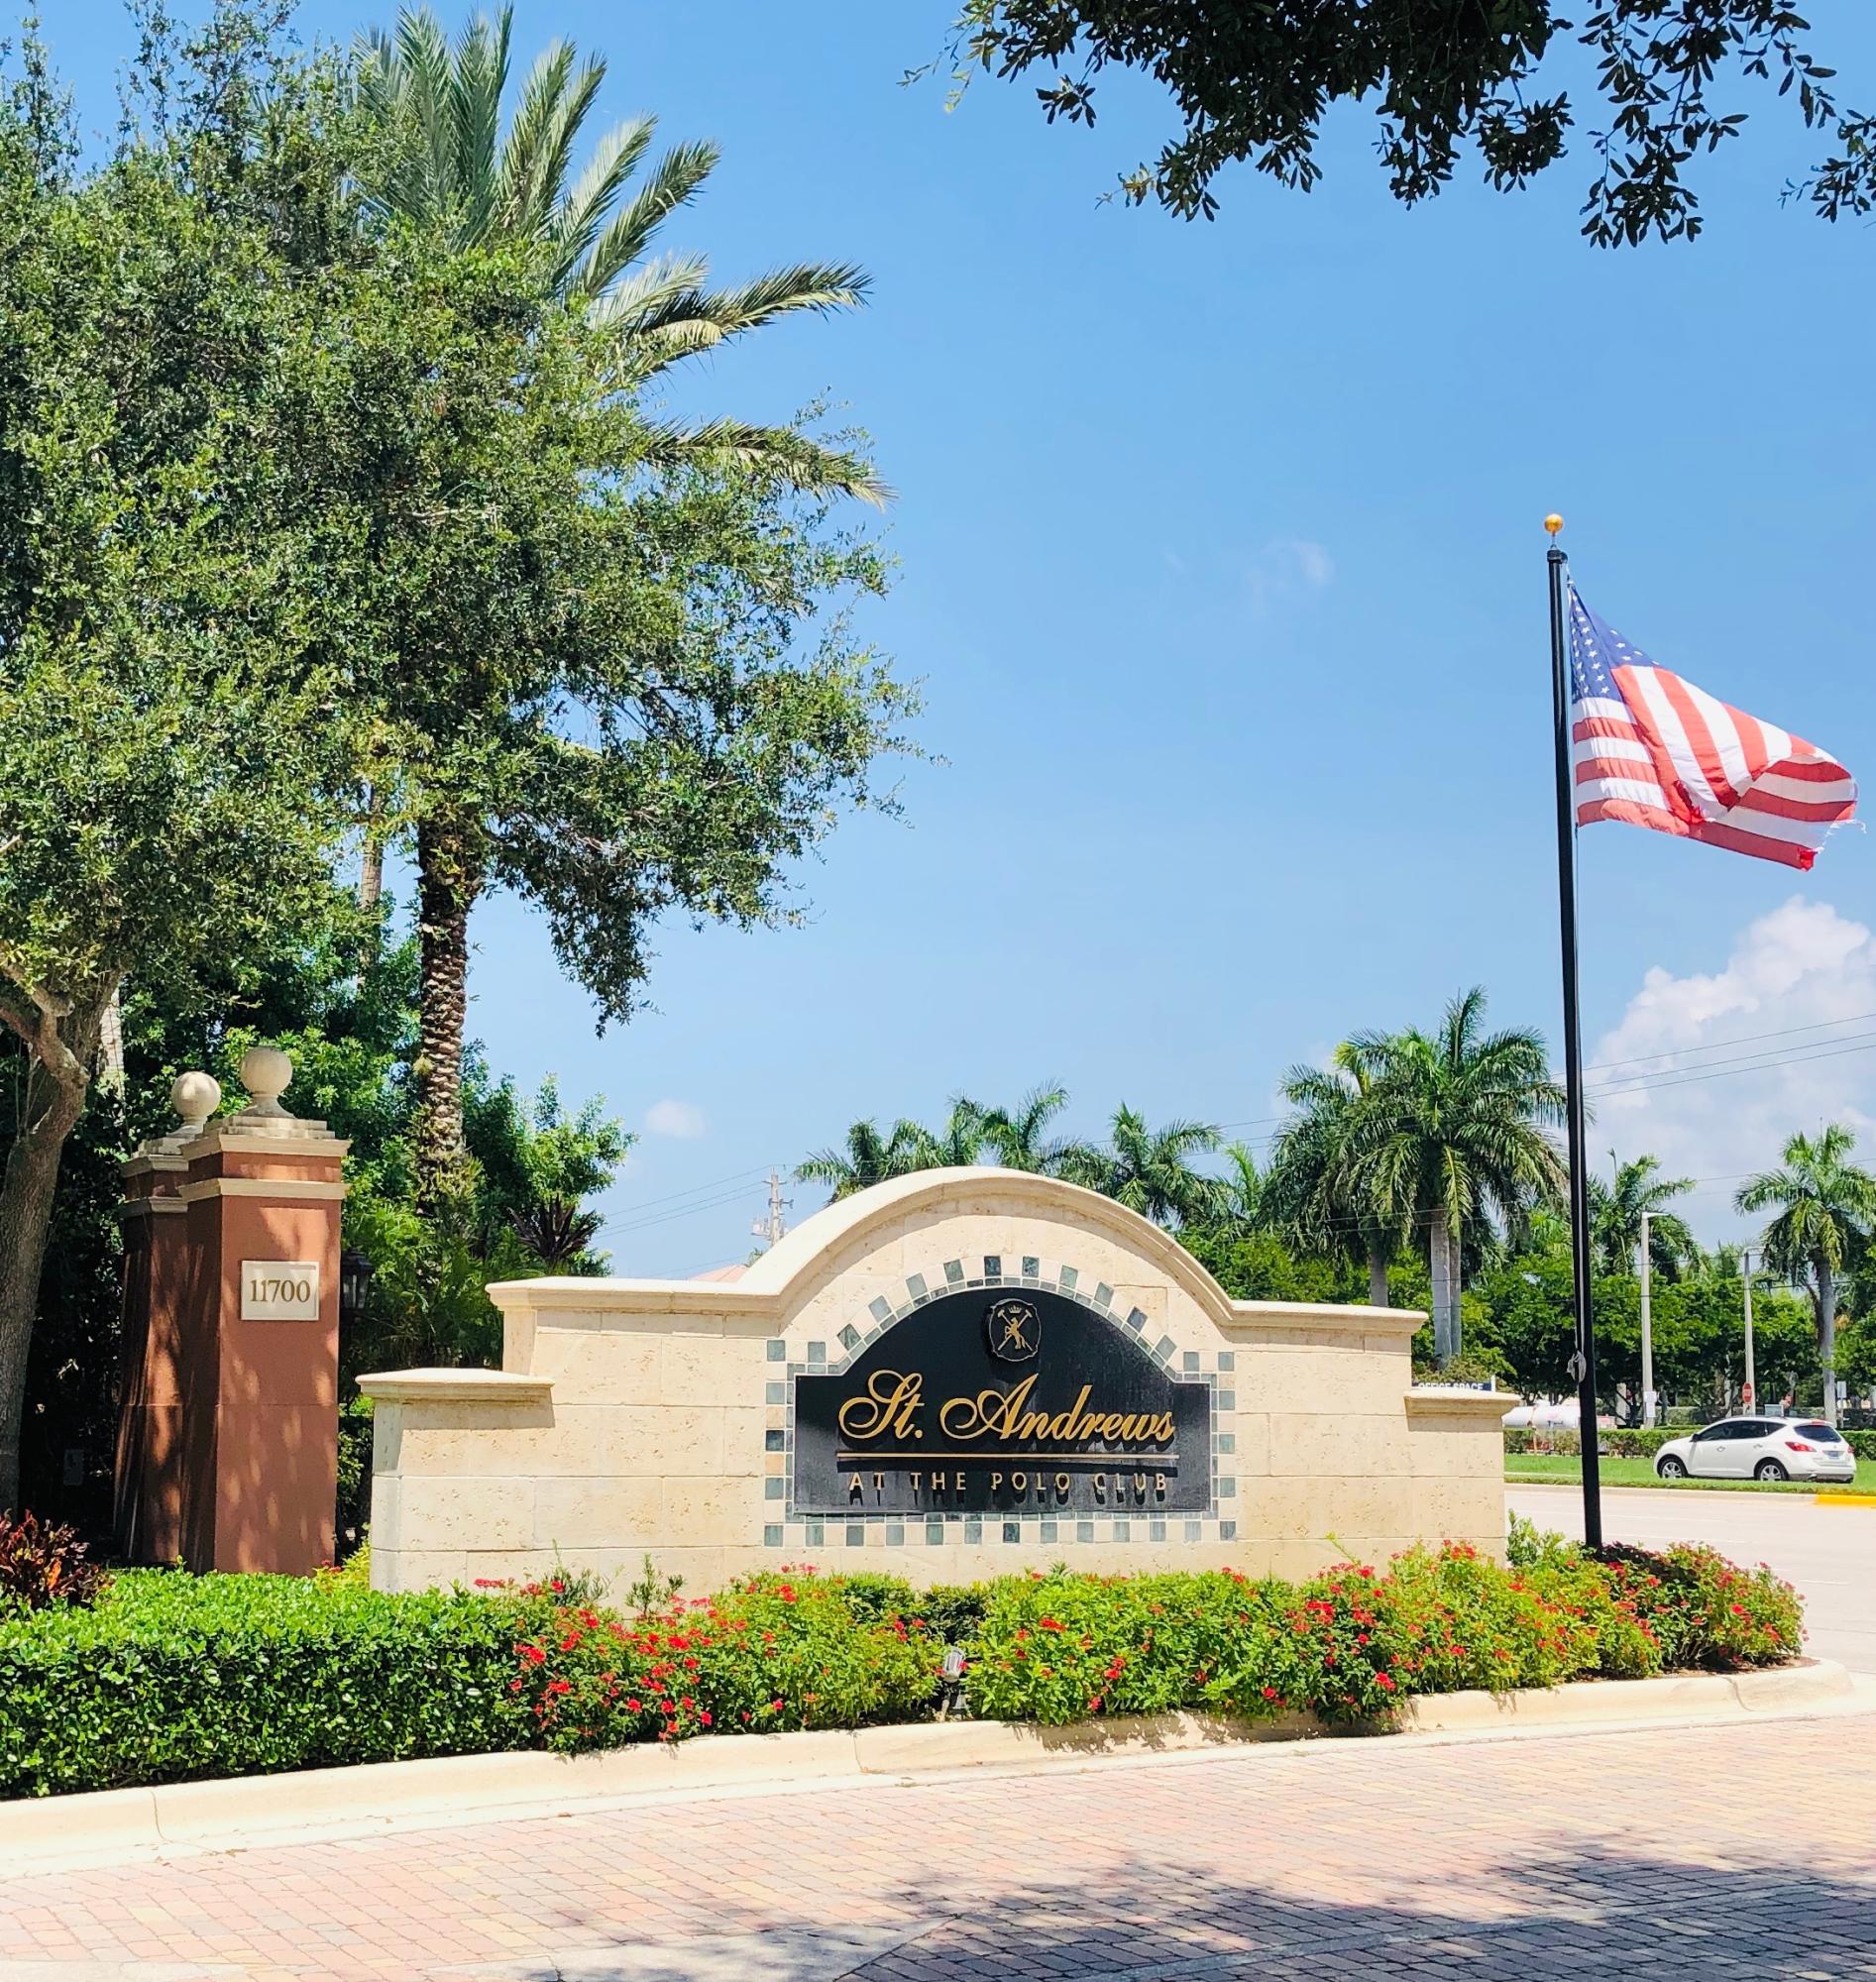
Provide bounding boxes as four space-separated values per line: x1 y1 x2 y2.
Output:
486 1166 1427 1341
1404 1387 1519 1419
357 1368 555 1405
122 1050 350 1182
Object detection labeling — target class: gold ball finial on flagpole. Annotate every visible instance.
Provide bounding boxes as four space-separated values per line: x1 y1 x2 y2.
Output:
1544 513 1565 536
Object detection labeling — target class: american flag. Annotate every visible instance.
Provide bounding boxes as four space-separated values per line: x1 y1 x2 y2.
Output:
1568 587 1857 871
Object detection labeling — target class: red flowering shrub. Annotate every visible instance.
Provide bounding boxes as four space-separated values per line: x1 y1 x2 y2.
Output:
968 1539 1804 1729
1595 1543 1802 1670
1211 1563 1399 1723
510 1568 942 1750
1364 1543 1600 1698
967 1570 1292 1724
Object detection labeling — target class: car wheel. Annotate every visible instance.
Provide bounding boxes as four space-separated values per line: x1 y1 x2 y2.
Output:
1754 1459 1789 1484
1657 1455 1689 1480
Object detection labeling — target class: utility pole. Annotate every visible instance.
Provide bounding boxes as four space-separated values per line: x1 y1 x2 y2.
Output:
1741 1248 1757 1413
751 1169 791 1251
1638 1213 1655 1428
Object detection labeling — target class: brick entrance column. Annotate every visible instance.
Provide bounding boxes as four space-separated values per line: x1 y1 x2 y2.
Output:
114 1047 348 1573
113 1071 219 1564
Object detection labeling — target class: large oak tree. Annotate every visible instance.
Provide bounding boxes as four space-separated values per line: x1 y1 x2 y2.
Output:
0 44 358 1509
945 1 1874 243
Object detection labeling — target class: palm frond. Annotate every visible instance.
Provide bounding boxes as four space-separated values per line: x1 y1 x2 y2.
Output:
609 261 870 364
512 51 607 243
548 115 659 281
494 37 580 235
636 419 891 505
589 250 712 338
447 5 510 245
571 139 720 300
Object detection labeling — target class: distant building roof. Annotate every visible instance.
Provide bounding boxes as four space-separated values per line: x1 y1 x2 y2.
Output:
689 1262 749 1283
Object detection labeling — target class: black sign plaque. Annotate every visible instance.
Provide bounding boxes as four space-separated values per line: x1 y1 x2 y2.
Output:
793 1286 1212 1516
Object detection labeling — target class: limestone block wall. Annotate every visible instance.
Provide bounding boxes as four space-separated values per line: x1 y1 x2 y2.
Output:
361 1168 1511 1594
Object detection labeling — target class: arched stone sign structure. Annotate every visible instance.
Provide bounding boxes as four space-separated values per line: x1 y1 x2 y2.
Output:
360 1168 1510 1593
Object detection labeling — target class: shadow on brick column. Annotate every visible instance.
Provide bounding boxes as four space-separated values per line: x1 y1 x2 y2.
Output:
114 1046 349 1573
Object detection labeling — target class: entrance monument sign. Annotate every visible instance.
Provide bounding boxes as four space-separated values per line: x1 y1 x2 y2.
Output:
793 1281 1213 1515
361 1167 1511 1593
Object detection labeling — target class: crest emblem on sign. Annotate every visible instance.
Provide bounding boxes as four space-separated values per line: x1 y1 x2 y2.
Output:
985 1297 1041 1364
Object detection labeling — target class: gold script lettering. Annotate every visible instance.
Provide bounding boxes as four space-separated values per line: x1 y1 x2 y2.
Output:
936 1373 1171 1447
838 1370 925 1441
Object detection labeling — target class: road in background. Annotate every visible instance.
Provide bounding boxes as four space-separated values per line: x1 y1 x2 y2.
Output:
1509 1484 1876 1675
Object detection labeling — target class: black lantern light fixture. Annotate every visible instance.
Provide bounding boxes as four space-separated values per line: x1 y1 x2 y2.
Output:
339 1248 375 1323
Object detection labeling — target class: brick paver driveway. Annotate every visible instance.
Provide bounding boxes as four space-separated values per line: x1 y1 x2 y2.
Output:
4 1710 1873 1980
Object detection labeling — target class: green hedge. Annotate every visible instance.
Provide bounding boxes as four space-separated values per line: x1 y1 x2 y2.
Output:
0 1571 536 1797
0 1539 1806 1799
1507 1425 1875 1460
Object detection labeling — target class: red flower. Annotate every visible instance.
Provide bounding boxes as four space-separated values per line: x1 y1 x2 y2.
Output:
699 1710 713 1727
625 1697 642 1712
517 1643 547 1667
1038 1617 1064 1633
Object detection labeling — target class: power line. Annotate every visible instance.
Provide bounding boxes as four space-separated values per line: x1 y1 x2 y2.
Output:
1588 1035 1876 1100
594 1014 1876 1249
599 1180 780 1239
593 1163 777 1236
1585 1007 1876 1074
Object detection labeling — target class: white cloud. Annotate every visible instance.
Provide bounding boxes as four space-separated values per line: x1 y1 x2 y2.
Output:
1589 897 1876 1231
644 1098 708 1140
1248 535 1334 616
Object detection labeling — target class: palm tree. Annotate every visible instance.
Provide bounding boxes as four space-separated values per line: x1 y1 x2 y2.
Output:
1348 988 1566 1366
1059 1106 1226 1228
906 1097 995 1170
796 1119 936 1201
1589 1153 1699 1279
1735 1124 1876 1426
356 7 883 497
977 1083 1076 1173
1217 1142 1263 1235
355 5 883 1201
1263 1042 1405 1307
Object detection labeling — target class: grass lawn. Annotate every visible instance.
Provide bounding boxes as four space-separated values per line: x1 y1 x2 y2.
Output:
1506 1454 1823 1494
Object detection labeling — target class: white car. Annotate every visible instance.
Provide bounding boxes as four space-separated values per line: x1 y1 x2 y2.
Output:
1655 1416 1857 1485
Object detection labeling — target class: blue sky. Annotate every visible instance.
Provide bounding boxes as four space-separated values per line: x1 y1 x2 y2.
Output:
50 2 1876 1270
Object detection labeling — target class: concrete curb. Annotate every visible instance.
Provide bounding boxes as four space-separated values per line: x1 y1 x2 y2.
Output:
0 1659 1856 1871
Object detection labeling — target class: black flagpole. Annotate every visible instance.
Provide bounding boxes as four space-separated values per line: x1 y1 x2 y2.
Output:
1545 516 1603 1549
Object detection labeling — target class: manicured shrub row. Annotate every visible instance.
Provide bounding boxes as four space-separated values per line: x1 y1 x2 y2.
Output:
0 1537 1804 1799
957 1532 1799 1725
1506 1424 1875 1461
0 1568 538 1797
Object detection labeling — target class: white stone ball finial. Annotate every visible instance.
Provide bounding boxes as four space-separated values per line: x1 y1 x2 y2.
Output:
170 1070 222 1135
238 1045 294 1119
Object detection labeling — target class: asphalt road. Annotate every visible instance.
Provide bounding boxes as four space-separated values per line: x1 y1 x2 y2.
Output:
1508 1483 1876 1675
